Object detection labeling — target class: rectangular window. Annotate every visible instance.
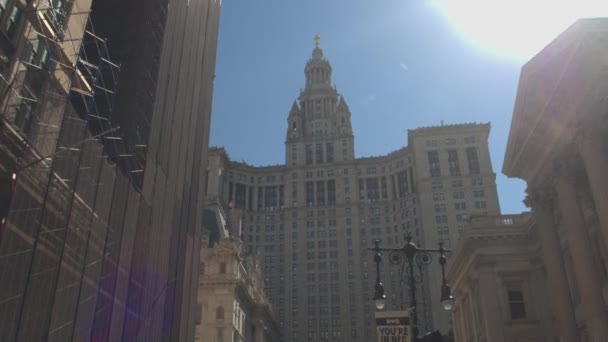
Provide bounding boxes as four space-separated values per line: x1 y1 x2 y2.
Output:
456 214 467 222
306 144 313 165
435 215 448 224
474 201 487 209
316 143 324 164
508 289 526 320
380 177 388 199
235 184 246 208
358 179 365 200
28 37 51 68
428 151 441 178
466 147 480 174
454 202 466 210
13 95 35 134
306 182 314 206
447 149 461 176
327 180 336 205
326 143 334 163
431 181 443 190
433 193 445 201
5 4 21 39
397 171 409 197
317 181 326 206
366 178 379 200
434 204 446 212
257 187 263 210
265 186 277 208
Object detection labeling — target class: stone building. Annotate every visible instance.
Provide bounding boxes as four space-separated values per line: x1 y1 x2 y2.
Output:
0 0 221 340
205 37 501 340
447 213 552 342
196 236 280 342
502 18 608 342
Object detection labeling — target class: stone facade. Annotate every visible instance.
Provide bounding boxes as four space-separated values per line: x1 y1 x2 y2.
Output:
501 18 608 342
205 38 501 340
196 238 280 342
447 213 553 342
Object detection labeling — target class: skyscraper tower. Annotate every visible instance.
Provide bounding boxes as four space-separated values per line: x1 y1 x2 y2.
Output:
205 36 501 341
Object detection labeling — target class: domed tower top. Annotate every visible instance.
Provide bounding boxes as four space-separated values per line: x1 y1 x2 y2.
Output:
285 36 355 166
305 34 332 88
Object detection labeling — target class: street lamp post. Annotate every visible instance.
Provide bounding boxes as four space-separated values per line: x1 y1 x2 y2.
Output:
373 240 387 310
369 235 454 340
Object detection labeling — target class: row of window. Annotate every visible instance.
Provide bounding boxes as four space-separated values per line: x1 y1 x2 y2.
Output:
428 147 480 178
305 180 336 206
432 177 483 190
305 143 335 164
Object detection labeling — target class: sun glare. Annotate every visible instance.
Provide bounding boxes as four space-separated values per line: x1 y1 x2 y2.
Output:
432 0 608 61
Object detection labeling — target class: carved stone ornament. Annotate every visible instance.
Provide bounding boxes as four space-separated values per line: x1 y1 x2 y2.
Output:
525 185 557 211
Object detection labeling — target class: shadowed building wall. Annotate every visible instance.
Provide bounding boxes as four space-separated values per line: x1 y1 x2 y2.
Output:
0 0 221 341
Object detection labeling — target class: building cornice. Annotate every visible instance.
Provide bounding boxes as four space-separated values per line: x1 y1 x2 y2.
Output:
503 18 608 181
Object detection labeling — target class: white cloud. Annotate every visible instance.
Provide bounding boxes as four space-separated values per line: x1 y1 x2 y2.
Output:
400 63 409 71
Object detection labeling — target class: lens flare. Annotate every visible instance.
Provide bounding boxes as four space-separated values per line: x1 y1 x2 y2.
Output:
431 0 608 60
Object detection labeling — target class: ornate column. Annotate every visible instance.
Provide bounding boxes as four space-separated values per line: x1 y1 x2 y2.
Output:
577 124 608 256
556 161 608 342
526 187 579 342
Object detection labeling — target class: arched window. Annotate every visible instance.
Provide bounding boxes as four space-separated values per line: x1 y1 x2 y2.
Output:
216 306 224 320
219 262 226 274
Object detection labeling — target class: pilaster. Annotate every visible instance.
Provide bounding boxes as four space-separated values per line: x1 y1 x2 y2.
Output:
577 124 608 260
477 271 505 342
555 161 608 342
526 185 579 341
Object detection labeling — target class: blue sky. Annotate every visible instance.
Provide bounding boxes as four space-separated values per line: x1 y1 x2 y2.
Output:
209 0 535 214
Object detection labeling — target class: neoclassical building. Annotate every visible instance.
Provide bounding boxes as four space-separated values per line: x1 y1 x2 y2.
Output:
502 18 608 342
196 214 280 342
447 213 553 342
205 38 501 340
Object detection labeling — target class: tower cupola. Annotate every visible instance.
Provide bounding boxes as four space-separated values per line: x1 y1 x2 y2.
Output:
304 34 332 88
285 35 355 165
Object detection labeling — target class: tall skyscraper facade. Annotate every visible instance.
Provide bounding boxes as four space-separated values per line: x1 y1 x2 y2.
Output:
205 39 500 341
0 0 220 341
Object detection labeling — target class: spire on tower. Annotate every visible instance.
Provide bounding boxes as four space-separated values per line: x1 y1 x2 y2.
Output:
336 96 350 112
290 100 300 114
314 34 321 48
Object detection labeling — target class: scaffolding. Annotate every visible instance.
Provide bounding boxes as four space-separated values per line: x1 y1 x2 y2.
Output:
0 1 142 340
